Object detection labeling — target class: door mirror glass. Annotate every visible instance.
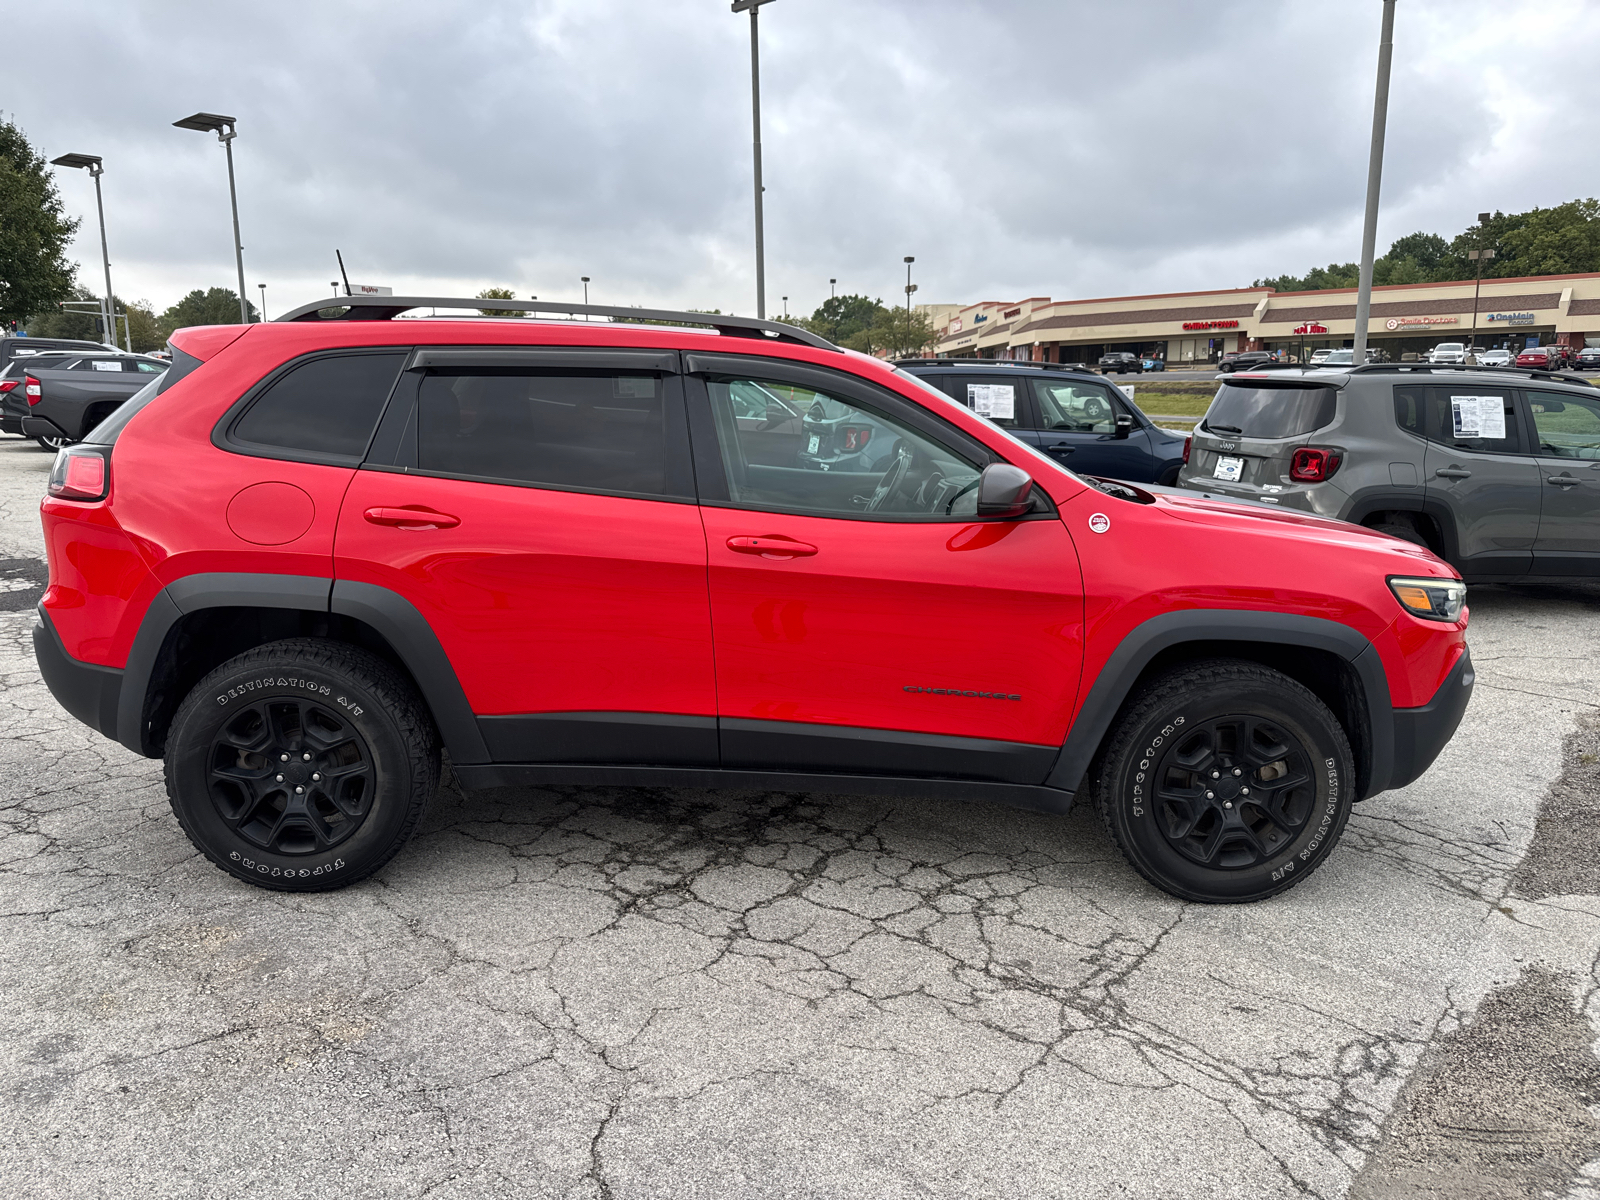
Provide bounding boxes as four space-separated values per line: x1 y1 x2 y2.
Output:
976 462 1035 517
1114 413 1134 440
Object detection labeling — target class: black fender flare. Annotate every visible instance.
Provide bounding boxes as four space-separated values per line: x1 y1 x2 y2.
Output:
116 572 488 764
1046 609 1394 799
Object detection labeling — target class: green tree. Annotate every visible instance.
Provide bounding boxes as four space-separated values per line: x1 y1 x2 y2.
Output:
802 294 882 345
841 305 934 358
476 287 525 317
158 288 258 334
0 118 80 326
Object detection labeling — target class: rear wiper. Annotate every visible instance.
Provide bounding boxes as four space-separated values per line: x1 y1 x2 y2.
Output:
1207 423 1243 434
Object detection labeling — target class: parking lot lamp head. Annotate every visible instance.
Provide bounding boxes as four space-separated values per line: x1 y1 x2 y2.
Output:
50 153 118 348
173 112 250 324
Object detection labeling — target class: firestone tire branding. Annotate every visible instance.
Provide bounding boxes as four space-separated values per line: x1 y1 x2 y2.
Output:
230 851 346 878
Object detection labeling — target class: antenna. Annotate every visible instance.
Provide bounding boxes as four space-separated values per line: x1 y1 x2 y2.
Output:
335 249 352 298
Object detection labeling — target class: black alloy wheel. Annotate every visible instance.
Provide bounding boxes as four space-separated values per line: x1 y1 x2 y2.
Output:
208 696 374 856
1146 715 1313 870
1093 659 1356 903
165 638 439 891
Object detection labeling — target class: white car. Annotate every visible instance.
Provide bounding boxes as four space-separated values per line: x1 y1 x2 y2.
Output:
1430 343 1467 364
1309 348 1335 365
1473 348 1513 367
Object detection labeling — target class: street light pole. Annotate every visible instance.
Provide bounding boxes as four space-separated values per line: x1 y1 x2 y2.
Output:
258 283 268 322
1467 211 1494 356
1351 0 1396 367
49 153 117 348
733 0 777 320
173 113 250 323
904 256 917 355
581 276 590 320
829 278 836 300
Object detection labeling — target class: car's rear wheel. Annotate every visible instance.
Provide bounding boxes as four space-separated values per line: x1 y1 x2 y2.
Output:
35 435 71 451
1092 659 1355 903
164 638 439 891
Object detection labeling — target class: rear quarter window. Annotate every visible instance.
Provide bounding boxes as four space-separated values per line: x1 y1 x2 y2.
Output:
224 350 407 463
1203 383 1337 439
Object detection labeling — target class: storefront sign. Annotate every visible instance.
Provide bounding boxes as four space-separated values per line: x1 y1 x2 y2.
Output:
1002 307 1021 319
949 318 962 333
1385 316 1460 329
1292 322 1329 335
1486 312 1535 325
1182 319 1239 330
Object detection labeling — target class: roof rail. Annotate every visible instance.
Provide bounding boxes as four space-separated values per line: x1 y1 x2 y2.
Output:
273 294 839 352
1345 361 1593 386
891 357 1097 373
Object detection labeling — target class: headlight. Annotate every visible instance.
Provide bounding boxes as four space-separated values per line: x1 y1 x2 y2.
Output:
1388 576 1467 622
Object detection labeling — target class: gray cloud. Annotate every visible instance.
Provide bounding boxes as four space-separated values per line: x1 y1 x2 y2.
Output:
13 0 1600 322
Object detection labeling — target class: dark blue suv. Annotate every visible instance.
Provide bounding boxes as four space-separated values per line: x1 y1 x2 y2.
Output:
894 360 1187 485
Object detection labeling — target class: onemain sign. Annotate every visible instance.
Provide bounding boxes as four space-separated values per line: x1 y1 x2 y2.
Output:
1486 312 1536 325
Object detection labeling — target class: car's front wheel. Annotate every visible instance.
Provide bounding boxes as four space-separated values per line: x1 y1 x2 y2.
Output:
164 638 440 891
1092 659 1355 903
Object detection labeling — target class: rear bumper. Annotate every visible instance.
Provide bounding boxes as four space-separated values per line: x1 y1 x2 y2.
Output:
21 415 67 439
33 607 123 741
0 414 20 435
1386 647 1474 790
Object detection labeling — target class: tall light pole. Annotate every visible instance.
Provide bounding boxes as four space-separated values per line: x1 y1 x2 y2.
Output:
581 276 590 320
50 153 118 348
733 0 777 320
173 112 250 324
257 283 268 322
1351 1 1396 367
830 278 836 300
781 295 788 318
904 256 917 355
1467 211 1494 356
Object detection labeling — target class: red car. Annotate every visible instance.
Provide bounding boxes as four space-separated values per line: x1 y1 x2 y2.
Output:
34 298 1473 903
1516 345 1563 369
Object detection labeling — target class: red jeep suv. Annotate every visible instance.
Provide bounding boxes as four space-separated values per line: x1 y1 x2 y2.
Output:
33 297 1474 903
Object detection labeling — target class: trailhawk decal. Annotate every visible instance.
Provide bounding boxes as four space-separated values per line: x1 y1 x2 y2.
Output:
904 685 1022 701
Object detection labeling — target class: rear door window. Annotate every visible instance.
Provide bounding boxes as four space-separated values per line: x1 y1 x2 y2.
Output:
1203 384 1336 439
414 368 686 499
943 376 1031 429
226 350 407 462
1394 385 1523 454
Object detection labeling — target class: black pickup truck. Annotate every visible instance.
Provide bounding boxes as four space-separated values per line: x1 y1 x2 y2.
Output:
0 351 167 449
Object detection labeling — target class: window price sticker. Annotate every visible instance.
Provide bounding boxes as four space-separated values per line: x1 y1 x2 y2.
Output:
968 383 1015 420
1451 395 1505 440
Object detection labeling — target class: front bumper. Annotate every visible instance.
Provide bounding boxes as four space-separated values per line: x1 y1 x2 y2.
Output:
1387 647 1474 790
33 607 122 741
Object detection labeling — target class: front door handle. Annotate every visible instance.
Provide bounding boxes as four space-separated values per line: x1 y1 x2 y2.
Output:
1045 443 1077 453
727 535 818 558
1548 474 1581 488
1433 467 1472 480
363 506 461 530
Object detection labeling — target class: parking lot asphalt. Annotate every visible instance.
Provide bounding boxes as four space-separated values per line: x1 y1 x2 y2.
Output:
2 432 1599 1198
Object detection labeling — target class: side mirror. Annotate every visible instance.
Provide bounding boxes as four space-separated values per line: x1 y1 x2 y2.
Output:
1114 413 1134 440
976 463 1035 518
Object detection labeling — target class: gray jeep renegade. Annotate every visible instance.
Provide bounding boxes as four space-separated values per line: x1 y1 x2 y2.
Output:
1179 363 1600 582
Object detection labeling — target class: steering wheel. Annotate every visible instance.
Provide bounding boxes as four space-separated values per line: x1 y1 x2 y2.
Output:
866 442 915 512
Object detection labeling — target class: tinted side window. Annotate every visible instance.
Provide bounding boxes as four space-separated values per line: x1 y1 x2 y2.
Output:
416 369 675 498
1527 389 1600 460
1394 386 1425 436
231 352 406 460
1419 386 1522 454
1033 380 1123 432
947 376 1025 428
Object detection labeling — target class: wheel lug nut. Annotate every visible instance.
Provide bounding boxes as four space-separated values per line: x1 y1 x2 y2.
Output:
1241 787 1250 796
1233 768 1242 777
302 752 312 761
275 774 284 783
312 773 320 782
1224 801 1234 809
295 786 304 794
1211 770 1220 779
1206 791 1215 800
280 753 289 762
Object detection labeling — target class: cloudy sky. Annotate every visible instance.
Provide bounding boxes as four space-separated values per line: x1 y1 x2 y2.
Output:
11 0 1600 322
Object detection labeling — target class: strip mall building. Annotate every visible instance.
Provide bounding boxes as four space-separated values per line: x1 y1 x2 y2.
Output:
926 272 1600 363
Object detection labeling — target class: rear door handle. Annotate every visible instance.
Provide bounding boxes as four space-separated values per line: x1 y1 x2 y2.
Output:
727 535 818 558
363 506 461 529
1548 475 1580 488
1433 467 1472 480
1045 443 1077 453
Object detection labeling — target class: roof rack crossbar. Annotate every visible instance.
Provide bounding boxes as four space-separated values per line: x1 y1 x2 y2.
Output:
890 357 1096 373
273 294 838 352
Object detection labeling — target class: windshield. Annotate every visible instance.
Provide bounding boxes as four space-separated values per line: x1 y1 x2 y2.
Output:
1436 344 1464 351
1204 383 1338 439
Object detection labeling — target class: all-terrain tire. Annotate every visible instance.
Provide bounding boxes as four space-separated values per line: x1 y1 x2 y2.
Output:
1090 658 1355 903
164 638 439 892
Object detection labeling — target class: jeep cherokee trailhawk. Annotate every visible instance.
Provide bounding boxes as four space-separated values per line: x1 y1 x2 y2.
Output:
34 297 1474 903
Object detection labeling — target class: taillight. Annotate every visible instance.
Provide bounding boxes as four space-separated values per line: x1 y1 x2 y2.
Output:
47 445 110 501
1182 435 1192 464
0 380 16 394
1290 446 1343 483
842 426 872 451
24 375 41 406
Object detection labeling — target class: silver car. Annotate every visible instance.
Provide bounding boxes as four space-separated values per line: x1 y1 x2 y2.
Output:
1176 362 1600 582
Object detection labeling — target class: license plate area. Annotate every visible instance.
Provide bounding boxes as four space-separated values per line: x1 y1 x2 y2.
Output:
1212 455 1244 482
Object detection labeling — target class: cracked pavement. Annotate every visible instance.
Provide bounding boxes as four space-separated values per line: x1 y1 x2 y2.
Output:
2 433 1600 1198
